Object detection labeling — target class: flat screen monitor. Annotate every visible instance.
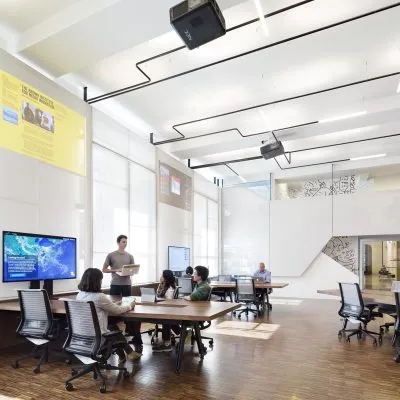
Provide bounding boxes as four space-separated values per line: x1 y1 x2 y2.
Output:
168 246 190 272
2 231 77 282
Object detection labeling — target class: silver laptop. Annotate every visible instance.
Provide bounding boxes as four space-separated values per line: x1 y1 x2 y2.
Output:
140 287 165 303
254 277 264 283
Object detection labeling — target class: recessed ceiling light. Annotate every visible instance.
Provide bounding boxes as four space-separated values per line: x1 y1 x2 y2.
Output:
350 153 386 161
319 111 367 124
253 0 268 36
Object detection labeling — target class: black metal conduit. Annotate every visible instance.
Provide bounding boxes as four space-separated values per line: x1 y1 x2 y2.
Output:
86 2 400 104
86 0 314 104
189 132 400 170
157 71 400 144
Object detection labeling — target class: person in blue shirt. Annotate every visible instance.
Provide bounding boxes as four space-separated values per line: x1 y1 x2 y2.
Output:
254 262 271 282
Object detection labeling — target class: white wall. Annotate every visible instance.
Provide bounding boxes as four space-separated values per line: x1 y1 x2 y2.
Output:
156 149 194 276
222 186 269 276
274 252 358 299
0 49 91 299
270 196 332 277
333 190 400 236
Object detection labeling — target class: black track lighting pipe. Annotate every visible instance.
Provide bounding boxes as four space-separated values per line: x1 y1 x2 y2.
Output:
190 132 400 169
86 0 315 104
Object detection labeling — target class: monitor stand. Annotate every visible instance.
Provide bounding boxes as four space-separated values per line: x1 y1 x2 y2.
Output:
29 280 40 289
43 279 54 298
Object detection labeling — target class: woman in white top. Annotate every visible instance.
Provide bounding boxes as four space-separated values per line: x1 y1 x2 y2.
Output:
153 270 180 352
76 268 141 363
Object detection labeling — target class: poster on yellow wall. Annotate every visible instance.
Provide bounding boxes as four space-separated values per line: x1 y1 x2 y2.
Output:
0 69 86 176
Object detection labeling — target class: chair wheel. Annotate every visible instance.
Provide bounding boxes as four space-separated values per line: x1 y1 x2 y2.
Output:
379 336 383 345
380 328 384 334
65 358 71 365
100 385 107 393
33 366 40 374
123 370 130 378
11 361 19 369
171 337 176 345
238 315 241 319
373 340 377 347
338 331 342 338
209 340 213 347
148 331 152 336
151 338 154 345
346 337 350 343
233 312 236 316
71 369 78 376
66 383 74 392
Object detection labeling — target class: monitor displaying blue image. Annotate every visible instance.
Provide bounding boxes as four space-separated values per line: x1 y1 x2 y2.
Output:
168 246 190 272
2 231 77 282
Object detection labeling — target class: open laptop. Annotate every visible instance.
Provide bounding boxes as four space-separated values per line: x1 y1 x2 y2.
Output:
140 287 165 303
116 264 140 277
254 276 265 283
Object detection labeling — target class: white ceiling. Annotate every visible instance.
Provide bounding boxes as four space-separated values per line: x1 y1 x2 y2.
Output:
1 0 400 184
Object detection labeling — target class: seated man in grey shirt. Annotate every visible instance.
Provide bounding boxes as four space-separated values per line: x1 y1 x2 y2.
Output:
103 234 143 353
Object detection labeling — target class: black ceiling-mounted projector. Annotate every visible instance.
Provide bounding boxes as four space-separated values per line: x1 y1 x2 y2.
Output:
260 141 285 160
170 0 226 50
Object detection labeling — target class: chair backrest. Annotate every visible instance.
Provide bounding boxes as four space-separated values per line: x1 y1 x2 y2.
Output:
63 300 102 359
173 286 179 299
338 282 364 318
392 281 400 319
17 289 53 339
235 278 256 302
178 278 193 295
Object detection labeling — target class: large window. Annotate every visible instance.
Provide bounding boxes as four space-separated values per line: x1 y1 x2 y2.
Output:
93 144 156 286
193 193 219 278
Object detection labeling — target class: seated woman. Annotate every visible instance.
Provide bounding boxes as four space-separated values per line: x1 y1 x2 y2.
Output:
77 268 141 365
153 270 180 352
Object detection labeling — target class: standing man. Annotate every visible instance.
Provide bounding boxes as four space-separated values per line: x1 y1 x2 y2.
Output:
103 235 134 296
103 235 143 353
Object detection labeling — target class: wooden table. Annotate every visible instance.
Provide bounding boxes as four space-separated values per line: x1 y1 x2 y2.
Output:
0 296 239 373
317 288 396 305
209 281 289 310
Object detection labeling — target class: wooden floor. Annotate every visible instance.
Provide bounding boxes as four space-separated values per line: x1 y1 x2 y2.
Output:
1 299 400 400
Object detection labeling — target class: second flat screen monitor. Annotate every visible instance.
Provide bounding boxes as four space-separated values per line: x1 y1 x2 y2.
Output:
168 246 190 272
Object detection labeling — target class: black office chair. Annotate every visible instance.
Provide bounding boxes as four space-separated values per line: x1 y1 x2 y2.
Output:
337 282 382 346
391 282 400 354
63 299 129 393
232 277 262 319
12 289 60 373
210 275 233 302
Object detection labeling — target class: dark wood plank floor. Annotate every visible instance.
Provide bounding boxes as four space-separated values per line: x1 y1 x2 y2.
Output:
1 299 400 400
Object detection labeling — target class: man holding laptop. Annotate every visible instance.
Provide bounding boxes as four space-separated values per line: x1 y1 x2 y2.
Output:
103 234 143 353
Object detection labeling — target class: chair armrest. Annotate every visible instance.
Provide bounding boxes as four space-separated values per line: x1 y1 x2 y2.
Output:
102 330 122 339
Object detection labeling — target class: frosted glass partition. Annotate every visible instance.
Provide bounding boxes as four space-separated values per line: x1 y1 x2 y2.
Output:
129 163 156 283
207 199 219 277
193 193 219 277
93 144 156 286
222 181 270 277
